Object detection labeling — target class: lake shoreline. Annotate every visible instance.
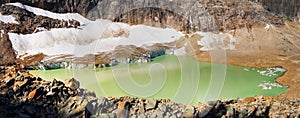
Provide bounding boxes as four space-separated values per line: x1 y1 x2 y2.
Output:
1 66 299 117
30 55 288 104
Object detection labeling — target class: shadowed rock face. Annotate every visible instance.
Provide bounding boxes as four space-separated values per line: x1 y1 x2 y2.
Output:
259 0 300 21
0 31 16 66
1 0 299 19
0 0 100 16
1 0 298 32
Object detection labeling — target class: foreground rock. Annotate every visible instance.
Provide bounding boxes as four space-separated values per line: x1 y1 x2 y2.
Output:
0 66 87 117
0 66 300 117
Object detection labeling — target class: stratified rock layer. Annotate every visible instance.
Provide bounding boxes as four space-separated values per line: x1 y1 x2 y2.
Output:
2 0 298 32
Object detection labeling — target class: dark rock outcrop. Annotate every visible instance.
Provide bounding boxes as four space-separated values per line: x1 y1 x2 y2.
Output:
0 31 16 66
259 0 300 21
0 0 100 17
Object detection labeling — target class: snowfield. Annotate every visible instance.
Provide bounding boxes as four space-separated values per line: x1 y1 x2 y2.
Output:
7 2 237 57
8 3 183 57
0 13 19 24
197 32 237 51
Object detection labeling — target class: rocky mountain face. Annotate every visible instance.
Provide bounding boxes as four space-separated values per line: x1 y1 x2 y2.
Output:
0 0 100 17
0 31 16 66
0 4 80 66
260 0 300 21
0 5 80 34
1 0 299 32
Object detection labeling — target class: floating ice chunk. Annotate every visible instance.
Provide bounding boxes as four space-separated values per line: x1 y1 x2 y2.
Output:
274 67 286 72
268 86 272 90
244 68 250 71
262 86 268 90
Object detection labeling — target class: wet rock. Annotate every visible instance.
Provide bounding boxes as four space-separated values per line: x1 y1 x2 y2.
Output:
64 78 80 90
5 78 15 87
183 105 195 117
145 99 157 110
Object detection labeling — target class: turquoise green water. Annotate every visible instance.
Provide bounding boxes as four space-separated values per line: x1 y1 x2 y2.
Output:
30 55 287 104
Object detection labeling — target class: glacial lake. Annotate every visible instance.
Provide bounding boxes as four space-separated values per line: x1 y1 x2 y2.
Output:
30 55 287 104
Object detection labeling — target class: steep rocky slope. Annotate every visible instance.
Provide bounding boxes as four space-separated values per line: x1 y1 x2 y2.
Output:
0 5 80 34
2 0 298 32
0 31 16 65
260 0 300 21
0 0 100 17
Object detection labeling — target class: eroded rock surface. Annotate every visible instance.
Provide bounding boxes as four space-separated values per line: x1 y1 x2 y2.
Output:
0 31 16 66
2 0 297 32
0 5 80 34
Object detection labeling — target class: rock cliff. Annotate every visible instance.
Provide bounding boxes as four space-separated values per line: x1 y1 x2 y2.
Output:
0 31 16 65
259 0 300 21
2 0 299 32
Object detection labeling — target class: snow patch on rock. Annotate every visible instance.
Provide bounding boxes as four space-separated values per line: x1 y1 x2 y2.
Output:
197 32 237 51
0 13 19 24
7 2 184 57
7 2 90 24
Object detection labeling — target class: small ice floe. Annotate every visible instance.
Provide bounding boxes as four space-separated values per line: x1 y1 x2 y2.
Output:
264 24 270 30
262 86 268 90
255 67 285 77
258 81 284 90
268 86 272 90
274 67 286 72
244 68 250 71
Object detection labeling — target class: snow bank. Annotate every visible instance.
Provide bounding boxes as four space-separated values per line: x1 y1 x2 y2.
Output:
9 22 182 57
197 32 237 51
7 3 183 57
174 47 186 55
0 13 18 24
